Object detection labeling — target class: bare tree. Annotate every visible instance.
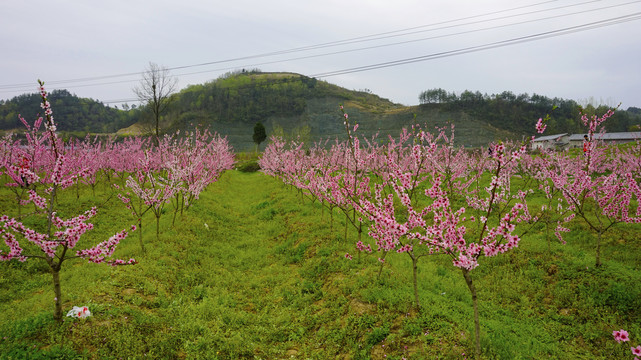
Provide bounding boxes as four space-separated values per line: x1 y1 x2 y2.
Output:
133 62 177 145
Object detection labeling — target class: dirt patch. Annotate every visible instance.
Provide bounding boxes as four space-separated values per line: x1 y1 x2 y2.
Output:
286 348 299 357
122 288 136 296
559 308 573 316
349 299 375 315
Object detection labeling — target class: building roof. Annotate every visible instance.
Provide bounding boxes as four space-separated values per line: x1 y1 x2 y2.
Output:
568 132 641 141
532 133 568 142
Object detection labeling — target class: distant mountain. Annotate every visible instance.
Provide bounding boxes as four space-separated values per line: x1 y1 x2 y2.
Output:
2 70 639 151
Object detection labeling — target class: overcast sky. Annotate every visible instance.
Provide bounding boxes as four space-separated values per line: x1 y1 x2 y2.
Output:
1 0 640 110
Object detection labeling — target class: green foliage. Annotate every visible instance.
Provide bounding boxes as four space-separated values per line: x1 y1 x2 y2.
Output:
234 151 261 172
167 72 325 125
252 121 267 146
418 88 641 134
0 89 139 133
367 325 390 345
3 76 639 152
236 160 261 172
145 71 409 151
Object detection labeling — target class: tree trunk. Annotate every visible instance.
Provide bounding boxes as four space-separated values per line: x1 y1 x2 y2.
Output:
154 111 160 147
462 269 481 359
329 206 334 235
595 231 602 267
411 254 420 311
51 265 62 321
344 213 348 241
138 218 145 253
156 215 160 241
172 194 180 227
16 188 27 218
377 251 388 280
17 195 22 218
357 223 363 263
545 219 551 252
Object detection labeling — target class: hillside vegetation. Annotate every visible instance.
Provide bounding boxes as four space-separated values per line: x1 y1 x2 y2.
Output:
0 90 139 134
2 71 640 150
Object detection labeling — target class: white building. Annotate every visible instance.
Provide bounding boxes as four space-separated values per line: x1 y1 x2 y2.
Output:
567 132 641 149
531 133 568 151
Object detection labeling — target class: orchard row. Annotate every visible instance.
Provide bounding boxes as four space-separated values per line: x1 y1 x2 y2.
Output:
0 82 234 321
258 105 641 357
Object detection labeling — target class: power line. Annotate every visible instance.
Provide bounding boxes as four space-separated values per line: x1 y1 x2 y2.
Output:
165 0 568 69
247 0 606 53
176 0 641 79
0 0 633 91
0 0 561 90
8 7 641 109
312 12 641 77
1 0 639 104
103 10 641 105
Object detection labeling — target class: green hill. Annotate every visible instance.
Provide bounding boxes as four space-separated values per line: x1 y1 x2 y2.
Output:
161 71 517 151
2 71 639 150
0 89 138 135
149 70 641 150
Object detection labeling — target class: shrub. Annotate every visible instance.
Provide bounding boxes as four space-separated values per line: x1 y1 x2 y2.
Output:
237 160 261 172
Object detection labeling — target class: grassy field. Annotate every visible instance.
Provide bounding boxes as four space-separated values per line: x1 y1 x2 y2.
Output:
0 169 640 359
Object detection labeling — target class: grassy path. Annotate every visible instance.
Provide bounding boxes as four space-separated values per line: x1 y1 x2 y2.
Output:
169 171 312 358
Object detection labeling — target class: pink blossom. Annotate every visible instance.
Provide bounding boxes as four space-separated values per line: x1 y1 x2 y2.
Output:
453 254 478 270
613 329 630 343
632 346 641 356
535 118 547 134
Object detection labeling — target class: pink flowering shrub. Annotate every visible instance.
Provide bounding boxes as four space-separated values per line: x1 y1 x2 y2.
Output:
112 129 234 246
0 81 136 321
541 108 641 267
259 107 575 358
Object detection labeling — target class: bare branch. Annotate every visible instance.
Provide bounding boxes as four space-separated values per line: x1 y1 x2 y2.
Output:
133 62 178 144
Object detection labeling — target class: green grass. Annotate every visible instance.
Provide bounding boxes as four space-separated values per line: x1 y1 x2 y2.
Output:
0 170 640 359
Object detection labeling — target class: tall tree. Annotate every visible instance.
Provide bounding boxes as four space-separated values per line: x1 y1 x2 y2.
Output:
253 121 267 152
133 62 177 145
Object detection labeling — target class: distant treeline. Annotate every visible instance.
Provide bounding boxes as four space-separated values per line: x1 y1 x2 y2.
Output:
0 89 139 134
419 88 641 135
2 72 639 140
